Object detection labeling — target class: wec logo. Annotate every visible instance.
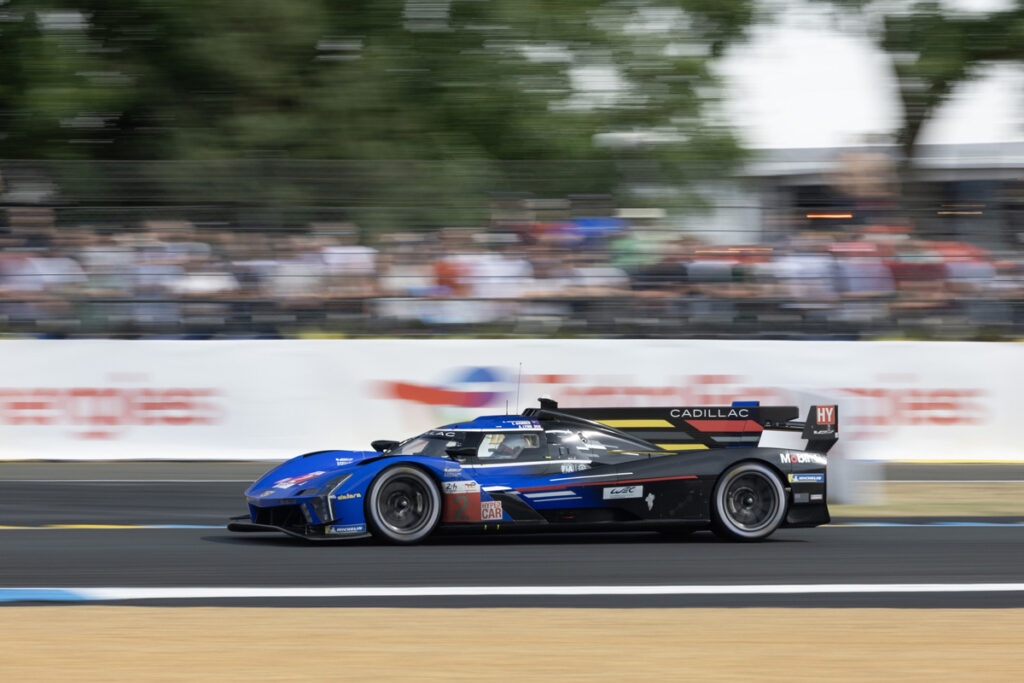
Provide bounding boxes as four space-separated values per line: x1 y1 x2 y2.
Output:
603 485 643 500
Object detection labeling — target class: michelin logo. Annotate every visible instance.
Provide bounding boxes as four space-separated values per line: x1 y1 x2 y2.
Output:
326 523 366 535
789 473 825 484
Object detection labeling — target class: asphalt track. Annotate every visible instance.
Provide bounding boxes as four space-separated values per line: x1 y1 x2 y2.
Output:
2 463 1023 607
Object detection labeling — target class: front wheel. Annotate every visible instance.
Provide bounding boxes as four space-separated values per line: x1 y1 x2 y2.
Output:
711 462 787 541
365 466 441 544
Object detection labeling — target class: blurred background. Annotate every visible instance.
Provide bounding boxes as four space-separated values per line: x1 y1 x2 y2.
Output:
0 0 1021 340
3 7 1024 659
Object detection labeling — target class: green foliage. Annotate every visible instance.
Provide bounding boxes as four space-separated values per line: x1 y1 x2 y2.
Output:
816 0 1024 161
1 1 757 226
883 2 1024 158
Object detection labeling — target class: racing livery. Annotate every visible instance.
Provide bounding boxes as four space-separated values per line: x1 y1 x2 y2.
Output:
229 398 836 543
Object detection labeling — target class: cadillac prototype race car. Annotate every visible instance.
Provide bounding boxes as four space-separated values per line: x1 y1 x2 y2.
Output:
229 398 837 543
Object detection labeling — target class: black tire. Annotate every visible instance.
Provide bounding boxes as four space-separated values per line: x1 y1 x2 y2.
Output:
711 462 787 541
365 466 441 544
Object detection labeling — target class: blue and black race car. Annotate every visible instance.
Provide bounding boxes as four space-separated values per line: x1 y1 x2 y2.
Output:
229 398 837 543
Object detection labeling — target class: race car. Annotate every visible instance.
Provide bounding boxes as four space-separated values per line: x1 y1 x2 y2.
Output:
228 398 836 543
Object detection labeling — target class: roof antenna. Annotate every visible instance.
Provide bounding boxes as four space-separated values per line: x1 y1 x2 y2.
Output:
515 362 522 414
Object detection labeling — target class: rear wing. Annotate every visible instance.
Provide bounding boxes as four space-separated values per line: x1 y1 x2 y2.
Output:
762 404 839 454
525 400 838 454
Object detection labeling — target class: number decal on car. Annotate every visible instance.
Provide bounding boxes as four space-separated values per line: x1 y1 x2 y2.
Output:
442 483 482 522
453 494 469 521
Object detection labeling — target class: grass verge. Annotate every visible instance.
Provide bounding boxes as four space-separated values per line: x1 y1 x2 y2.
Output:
833 482 1024 518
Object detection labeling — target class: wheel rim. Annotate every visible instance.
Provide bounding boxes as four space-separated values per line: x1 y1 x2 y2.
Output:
723 472 779 532
376 474 434 536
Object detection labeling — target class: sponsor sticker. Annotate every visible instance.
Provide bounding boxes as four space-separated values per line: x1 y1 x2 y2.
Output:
603 485 643 500
816 406 836 425
789 473 825 484
326 523 366 536
480 501 503 521
335 457 354 467
272 471 326 490
670 407 750 419
560 463 589 473
333 492 361 500
443 480 479 494
810 493 824 501
780 453 827 466
443 488 482 522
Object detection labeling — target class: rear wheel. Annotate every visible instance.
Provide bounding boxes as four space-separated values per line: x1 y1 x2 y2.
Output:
711 462 787 541
365 466 441 544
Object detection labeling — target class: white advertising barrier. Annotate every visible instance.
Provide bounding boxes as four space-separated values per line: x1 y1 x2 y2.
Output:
0 339 1020 463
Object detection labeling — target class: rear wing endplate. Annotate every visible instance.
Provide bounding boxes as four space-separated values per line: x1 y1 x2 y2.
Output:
763 405 839 454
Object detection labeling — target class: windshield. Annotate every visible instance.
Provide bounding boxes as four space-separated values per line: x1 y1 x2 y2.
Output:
389 431 469 457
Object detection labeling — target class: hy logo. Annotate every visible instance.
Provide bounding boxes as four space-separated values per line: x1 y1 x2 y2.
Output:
378 367 512 409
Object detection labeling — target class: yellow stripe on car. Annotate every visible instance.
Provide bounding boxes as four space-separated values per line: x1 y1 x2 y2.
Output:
0 524 144 530
598 419 675 428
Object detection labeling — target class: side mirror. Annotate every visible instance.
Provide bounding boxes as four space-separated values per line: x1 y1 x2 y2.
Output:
445 446 478 459
371 440 399 453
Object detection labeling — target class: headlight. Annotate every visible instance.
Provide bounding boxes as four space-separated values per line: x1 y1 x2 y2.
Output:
314 473 354 523
326 472 353 496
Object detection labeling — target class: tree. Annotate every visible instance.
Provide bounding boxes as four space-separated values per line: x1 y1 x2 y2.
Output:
817 1 1024 166
2 1 759 227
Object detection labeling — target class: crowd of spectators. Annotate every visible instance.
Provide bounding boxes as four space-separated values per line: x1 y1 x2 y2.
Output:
0 201 1021 339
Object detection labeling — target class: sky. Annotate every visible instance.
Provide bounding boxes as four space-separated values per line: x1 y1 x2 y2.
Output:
717 0 1024 149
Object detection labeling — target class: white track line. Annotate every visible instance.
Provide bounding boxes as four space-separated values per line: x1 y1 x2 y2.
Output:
4 583 1024 602
873 480 1024 484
